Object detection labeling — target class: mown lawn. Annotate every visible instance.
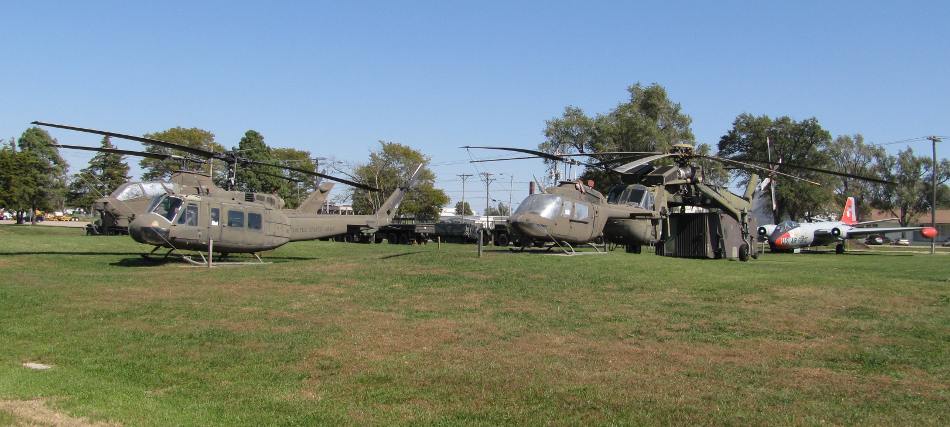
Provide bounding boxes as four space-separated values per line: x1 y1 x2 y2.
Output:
0 225 948 425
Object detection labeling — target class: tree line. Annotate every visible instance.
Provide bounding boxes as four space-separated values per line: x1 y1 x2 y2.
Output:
0 126 448 223
541 83 949 226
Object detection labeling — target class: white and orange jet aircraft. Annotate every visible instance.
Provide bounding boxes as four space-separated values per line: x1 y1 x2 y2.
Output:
761 197 938 254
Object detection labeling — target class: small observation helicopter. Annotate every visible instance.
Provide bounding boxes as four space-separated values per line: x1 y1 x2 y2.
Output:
38 121 419 264
464 146 657 254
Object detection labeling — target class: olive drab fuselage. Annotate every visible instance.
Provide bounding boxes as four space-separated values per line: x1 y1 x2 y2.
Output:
128 170 416 254
508 181 655 245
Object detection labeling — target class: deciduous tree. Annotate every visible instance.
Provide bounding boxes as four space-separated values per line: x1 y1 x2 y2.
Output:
871 148 950 227
16 127 68 223
826 134 886 219
718 114 835 222
540 83 695 192
273 147 318 209
350 141 448 220
140 127 223 181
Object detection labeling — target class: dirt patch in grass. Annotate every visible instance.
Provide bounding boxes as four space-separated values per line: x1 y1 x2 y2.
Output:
770 365 949 401
0 399 117 427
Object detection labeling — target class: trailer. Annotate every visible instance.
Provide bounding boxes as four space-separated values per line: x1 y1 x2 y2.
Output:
377 217 436 244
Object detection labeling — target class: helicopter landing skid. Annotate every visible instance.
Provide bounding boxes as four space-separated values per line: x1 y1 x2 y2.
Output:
181 252 271 267
140 247 177 262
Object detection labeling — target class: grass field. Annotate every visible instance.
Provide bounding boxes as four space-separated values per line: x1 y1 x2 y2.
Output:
1 225 948 425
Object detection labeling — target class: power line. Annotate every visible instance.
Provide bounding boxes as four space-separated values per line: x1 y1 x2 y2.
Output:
873 136 933 146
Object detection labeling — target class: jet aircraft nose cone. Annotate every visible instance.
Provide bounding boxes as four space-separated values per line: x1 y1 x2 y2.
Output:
770 232 791 249
129 213 170 246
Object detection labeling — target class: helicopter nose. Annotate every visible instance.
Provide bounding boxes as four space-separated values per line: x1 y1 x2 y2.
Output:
129 213 170 245
509 215 550 239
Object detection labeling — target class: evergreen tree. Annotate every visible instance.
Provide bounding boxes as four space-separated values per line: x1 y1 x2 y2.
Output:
67 136 130 209
233 130 284 194
454 201 473 215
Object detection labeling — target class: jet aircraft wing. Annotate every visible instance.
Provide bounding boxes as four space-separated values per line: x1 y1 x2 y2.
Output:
845 226 931 237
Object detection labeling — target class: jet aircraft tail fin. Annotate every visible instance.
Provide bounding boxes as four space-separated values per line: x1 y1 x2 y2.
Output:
840 197 857 225
295 182 334 213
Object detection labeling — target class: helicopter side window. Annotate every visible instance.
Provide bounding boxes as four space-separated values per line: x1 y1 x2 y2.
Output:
177 203 199 226
561 202 573 218
227 210 244 228
247 212 262 231
151 195 183 223
210 208 220 226
574 203 590 221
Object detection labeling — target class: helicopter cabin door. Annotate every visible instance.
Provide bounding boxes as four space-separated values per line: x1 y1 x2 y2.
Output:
565 201 593 242
173 201 202 244
220 204 246 247
206 204 223 245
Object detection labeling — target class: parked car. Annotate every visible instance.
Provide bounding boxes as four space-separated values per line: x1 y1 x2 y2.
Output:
942 238 950 247
894 238 911 246
865 235 884 245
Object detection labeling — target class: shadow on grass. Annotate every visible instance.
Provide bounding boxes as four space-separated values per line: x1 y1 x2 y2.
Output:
796 250 914 256
0 251 139 256
379 251 427 259
108 254 323 267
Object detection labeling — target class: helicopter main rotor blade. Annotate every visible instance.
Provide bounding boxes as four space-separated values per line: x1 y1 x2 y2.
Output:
241 159 379 191
591 153 668 167
701 156 822 186
54 143 186 161
461 146 602 167
612 153 673 173
731 157 894 185
33 121 224 161
469 156 541 163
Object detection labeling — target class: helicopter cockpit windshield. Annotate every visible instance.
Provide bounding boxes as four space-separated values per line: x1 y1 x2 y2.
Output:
150 195 184 223
607 185 654 209
513 194 562 220
114 182 177 201
774 220 799 234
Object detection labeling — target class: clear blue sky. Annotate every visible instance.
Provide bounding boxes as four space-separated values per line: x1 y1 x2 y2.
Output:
3 1 948 213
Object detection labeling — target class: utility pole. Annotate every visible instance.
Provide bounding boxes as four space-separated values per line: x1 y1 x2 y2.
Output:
480 172 495 216
508 174 514 216
927 136 941 255
458 174 472 216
